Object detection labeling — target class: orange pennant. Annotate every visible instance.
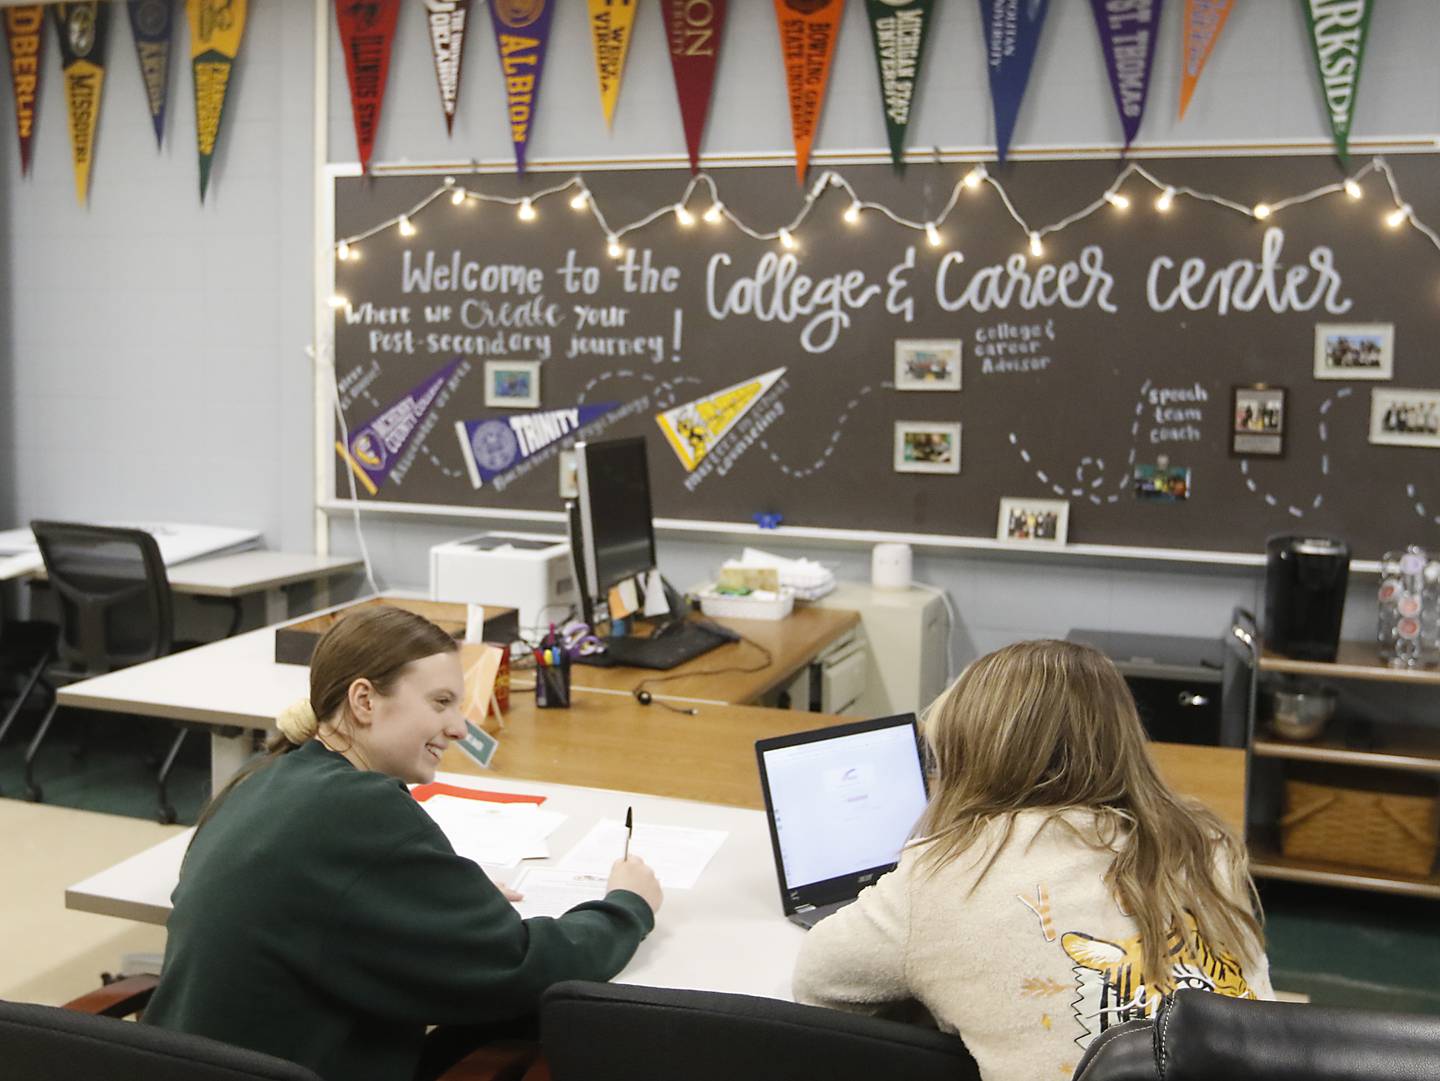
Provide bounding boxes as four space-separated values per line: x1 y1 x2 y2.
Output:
1178 0 1232 121
773 0 845 184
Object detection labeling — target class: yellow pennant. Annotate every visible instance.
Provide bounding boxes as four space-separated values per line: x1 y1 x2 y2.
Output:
586 0 637 128
187 0 247 201
656 368 786 472
51 3 110 205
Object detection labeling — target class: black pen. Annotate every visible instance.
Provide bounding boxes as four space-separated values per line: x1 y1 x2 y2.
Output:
623 806 633 860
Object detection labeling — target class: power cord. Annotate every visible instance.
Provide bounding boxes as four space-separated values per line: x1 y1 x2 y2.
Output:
908 580 958 685
631 633 776 716
309 342 381 597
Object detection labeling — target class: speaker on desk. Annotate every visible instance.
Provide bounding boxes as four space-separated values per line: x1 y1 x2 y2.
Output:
1263 534 1350 662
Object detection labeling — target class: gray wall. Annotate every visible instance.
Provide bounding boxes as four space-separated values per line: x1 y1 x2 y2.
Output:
5 1 1436 664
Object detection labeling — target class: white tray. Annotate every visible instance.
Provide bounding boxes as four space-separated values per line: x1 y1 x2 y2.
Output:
697 586 796 621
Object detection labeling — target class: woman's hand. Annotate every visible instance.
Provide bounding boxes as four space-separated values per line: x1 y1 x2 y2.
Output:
607 856 663 915
499 884 524 903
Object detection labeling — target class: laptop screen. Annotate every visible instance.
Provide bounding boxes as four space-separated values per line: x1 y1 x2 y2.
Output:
758 715 929 895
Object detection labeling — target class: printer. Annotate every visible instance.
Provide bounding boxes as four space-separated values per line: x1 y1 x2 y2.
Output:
429 531 578 635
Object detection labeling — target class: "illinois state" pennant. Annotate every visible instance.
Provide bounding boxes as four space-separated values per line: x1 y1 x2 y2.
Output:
864 0 935 169
1177 0 1232 120
773 0 845 184
659 0 725 173
188 0 245 200
51 3 110 205
3 6 44 176
587 0 637 129
128 0 174 148
425 0 471 135
339 358 469 496
336 0 400 173
489 0 554 175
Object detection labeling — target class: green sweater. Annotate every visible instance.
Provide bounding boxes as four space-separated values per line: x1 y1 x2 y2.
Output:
143 741 653 1081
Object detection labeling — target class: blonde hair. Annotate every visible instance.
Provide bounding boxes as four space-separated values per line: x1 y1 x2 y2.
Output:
914 639 1262 988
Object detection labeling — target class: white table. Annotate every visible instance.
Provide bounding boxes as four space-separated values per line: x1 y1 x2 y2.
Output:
0 522 262 582
66 771 805 1001
162 551 364 624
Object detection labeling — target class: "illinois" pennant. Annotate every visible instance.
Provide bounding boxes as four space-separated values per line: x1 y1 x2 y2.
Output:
336 0 400 173
773 0 845 184
3 6 44 176
489 0 554 175
51 3 110 205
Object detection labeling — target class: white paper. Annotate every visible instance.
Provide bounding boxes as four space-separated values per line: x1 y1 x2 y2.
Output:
641 568 670 617
556 819 728 890
421 798 566 869
510 867 610 920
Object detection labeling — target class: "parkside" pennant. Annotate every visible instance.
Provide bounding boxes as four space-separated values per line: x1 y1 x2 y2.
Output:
865 0 934 170
489 0 554 175
128 0 174 148
425 0 471 134
339 358 468 496
774 0 845 184
656 368 786 472
977 0 1050 164
3 7 44 176
1177 0 1232 120
587 0 637 129
1089 0 1164 152
456 403 620 489
188 0 245 201
659 0 725 174
1300 0 1372 165
51 3 110 205
336 0 400 173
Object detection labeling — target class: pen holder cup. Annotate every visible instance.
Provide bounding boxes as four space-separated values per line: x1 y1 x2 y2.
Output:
535 661 571 709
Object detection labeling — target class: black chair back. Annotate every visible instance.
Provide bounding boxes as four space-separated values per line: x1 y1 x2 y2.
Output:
0 998 322 1081
30 520 173 672
540 981 980 1081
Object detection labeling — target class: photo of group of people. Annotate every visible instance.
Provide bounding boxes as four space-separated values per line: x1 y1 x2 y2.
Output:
1314 324 1393 380
998 498 1069 544
1370 389 1440 447
1232 385 1286 457
894 340 962 391
894 422 961 473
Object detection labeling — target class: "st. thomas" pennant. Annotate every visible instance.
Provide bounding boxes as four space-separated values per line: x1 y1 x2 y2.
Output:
659 0 725 173
188 0 245 201
51 3 110 205
1300 0 1372 165
127 0 174 148
3 7 44 176
336 0 400 173
864 0 934 170
587 0 637 129
455 403 620 489
1090 0 1163 152
977 0 1050 164
774 0 845 184
1177 0 1232 121
424 0 471 135
489 0 554 175
339 359 469 496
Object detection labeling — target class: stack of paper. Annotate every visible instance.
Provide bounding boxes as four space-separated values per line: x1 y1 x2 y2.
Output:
420 796 566 870
509 867 610 920
556 819 728 890
738 547 836 601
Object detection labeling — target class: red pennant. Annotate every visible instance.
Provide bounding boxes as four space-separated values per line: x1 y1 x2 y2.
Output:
658 0 726 174
3 6 44 175
335 0 400 173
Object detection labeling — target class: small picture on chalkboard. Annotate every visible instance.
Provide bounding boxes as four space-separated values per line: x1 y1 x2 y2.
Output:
894 421 961 474
998 498 1068 545
895 340 962 391
1231 385 1286 457
484 360 541 408
1133 460 1192 501
558 449 579 499
1369 388 1440 447
1314 323 1393 380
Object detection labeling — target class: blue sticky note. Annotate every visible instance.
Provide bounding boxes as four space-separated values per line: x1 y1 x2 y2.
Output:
457 721 499 769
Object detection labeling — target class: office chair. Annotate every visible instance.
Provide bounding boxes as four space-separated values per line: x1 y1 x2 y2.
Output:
26 521 193 822
537 981 982 1081
1070 988 1440 1081
0 595 58 769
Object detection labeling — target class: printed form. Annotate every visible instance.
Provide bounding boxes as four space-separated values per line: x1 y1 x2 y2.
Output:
556 819 728 889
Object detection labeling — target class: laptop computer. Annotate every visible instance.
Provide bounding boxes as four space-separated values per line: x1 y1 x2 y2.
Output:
755 714 930 930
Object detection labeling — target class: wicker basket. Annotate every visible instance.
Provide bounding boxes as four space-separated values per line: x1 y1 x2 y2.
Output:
1280 765 1440 877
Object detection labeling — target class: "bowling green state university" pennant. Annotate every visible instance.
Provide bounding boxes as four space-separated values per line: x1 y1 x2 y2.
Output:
588 0 637 129
51 3 110 205
489 0 555 175
774 0 845 184
659 0 725 174
425 0 471 135
339 359 469 496
656 367 786 473
3 6 44 176
336 0 400 173
128 0 174 148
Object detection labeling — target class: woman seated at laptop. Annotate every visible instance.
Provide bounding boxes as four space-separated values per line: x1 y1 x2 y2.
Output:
144 605 662 1081
793 639 1271 1081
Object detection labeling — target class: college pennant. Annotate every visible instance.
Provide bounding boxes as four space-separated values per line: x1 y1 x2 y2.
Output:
588 0 637 128
51 3 110 205
864 0 934 169
1177 0 1232 120
187 0 245 201
336 0 400 173
3 6 44 176
658 0 726 174
128 1 174 148
977 0 1050 164
773 0 845 184
339 359 469 496
1089 0 1164 152
424 0 471 135
489 0 555 176
455 403 622 490
1300 0 1372 164
656 368 786 473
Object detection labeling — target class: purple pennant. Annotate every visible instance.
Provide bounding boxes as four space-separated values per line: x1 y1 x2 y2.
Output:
1089 0 1164 151
977 0 1051 164
127 0 172 148
337 358 467 496
488 0 555 175
456 403 621 490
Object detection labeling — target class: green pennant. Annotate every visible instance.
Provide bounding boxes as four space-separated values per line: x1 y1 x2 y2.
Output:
1298 0 1372 165
864 0 934 169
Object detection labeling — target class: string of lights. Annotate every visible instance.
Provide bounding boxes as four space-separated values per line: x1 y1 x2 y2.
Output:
327 155 1438 308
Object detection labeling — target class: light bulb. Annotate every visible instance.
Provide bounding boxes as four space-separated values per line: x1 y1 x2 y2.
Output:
1253 203 1271 220
1156 188 1175 213
327 294 349 309
517 199 536 222
1028 232 1043 258
570 190 589 209
925 223 942 247
1344 179 1362 200
1105 191 1130 210
779 228 797 251
963 166 987 190
1386 204 1410 228
451 188 466 206
336 241 352 261
397 215 416 237
675 205 695 227
843 202 861 225
607 236 623 258
703 202 724 223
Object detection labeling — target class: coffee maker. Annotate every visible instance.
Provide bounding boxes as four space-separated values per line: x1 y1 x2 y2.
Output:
1263 535 1350 662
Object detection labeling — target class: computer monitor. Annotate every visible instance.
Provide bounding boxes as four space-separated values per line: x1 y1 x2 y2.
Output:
574 437 658 621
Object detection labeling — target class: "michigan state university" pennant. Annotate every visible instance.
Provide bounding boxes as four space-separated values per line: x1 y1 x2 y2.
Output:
456 403 620 489
588 0 637 129
865 0 934 170
978 0 1050 164
656 368 786 473
659 0 725 174
336 0 400 173
188 0 245 201
489 0 554 176
51 3 109 205
339 359 469 496
425 0 471 135
1177 0 1232 120
1089 0 1164 152
3 7 44 176
128 0 174 148
774 0 845 184
1300 0 1371 164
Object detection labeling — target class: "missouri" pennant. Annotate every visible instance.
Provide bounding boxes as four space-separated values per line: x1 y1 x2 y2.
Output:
128 0 174 148
51 3 110 205
774 0 845 184
659 0 726 174
425 0 471 135
336 0 400 173
3 6 44 176
587 0 637 129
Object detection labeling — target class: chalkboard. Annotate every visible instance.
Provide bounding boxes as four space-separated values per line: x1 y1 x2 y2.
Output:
330 154 1440 560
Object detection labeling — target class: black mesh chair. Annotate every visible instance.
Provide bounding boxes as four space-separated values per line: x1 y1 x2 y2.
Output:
25 521 193 821
537 981 981 1081
0 594 58 766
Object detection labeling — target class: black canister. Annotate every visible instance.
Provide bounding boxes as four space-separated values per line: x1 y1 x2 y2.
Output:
1263 535 1351 662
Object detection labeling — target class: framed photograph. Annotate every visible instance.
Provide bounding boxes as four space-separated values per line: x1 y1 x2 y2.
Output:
1133 461 1192 502
997 497 1069 545
1369 388 1440 447
1314 323 1393 380
894 421 961 474
484 360 541 408
894 339 962 391
1231 384 1287 457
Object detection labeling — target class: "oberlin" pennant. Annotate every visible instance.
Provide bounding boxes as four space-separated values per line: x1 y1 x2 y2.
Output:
128 0 173 148
489 0 555 176
656 367 786 473
3 6 44 176
659 0 726 174
1300 0 1372 165
425 0 471 135
1089 0 1164 152
51 3 110 205
336 0 400 173
1178 0 1232 121
864 0 934 170
188 0 245 201
588 0 637 129
455 403 621 489
977 0 1050 164
339 358 469 496
774 0 845 184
